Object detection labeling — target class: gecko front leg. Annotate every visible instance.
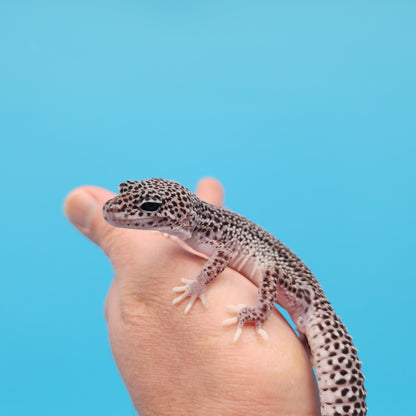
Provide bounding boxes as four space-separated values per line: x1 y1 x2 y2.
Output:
172 247 233 314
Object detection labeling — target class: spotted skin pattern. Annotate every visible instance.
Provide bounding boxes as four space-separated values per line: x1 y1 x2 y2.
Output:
103 178 367 416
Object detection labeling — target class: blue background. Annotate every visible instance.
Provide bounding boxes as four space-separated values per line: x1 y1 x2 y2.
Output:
1 1 415 415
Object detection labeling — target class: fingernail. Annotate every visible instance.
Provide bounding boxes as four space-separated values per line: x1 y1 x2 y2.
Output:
64 189 99 231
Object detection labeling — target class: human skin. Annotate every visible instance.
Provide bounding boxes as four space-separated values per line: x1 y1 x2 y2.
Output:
64 178 320 416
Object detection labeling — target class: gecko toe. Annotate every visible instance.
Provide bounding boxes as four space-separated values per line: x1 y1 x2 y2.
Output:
255 327 269 342
232 326 243 343
184 296 197 314
226 304 246 313
172 285 186 293
200 293 208 308
222 316 239 326
172 292 188 305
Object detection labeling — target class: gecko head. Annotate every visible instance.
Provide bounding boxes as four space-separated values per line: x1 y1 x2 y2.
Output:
102 178 198 239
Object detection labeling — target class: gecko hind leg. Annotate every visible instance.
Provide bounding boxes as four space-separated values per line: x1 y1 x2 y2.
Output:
222 304 269 343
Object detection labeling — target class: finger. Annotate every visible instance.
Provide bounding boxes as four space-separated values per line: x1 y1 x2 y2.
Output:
64 186 126 255
195 177 224 206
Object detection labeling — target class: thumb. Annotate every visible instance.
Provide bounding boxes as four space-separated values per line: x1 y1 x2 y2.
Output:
64 186 122 256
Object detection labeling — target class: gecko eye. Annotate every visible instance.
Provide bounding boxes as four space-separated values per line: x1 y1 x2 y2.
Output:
139 201 162 213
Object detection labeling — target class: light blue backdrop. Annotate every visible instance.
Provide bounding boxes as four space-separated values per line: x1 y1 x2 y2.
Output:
1 1 415 415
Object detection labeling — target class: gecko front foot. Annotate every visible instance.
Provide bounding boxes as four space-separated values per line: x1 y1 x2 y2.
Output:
222 304 269 343
172 278 208 314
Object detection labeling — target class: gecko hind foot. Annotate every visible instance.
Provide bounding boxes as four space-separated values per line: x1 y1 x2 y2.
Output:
222 304 269 343
172 278 208 314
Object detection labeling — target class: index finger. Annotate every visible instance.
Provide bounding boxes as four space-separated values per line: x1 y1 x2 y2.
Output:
195 177 224 206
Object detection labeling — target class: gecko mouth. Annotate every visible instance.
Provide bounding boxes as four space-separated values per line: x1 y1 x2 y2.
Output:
103 215 151 229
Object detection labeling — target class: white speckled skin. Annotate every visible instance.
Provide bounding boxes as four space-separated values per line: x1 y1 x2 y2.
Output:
103 178 367 416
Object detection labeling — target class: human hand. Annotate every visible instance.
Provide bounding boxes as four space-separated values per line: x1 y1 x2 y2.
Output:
64 178 319 416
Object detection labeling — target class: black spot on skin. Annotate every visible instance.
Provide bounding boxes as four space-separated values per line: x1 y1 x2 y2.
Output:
336 378 346 385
